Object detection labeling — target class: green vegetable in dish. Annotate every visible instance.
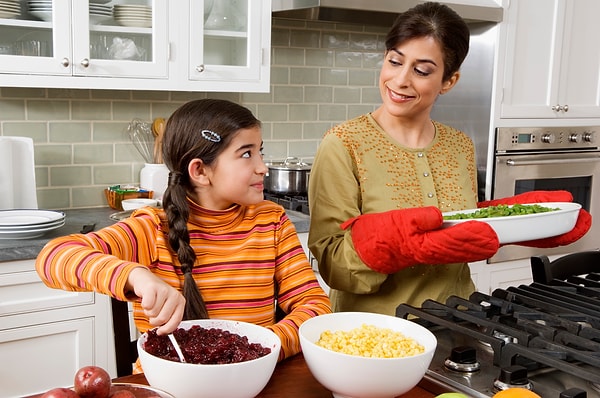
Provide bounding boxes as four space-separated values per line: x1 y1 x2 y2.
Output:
443 204 560 220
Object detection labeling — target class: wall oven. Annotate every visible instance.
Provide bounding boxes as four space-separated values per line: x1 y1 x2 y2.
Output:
490 126 600 263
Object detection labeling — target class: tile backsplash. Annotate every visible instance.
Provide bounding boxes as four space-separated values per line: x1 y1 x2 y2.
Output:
0 19 385 210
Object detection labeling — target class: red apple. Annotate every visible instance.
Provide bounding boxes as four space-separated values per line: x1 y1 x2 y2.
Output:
73 366 111 398
41 387 80 398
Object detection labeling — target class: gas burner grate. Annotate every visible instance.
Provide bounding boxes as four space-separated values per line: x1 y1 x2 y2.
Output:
397 286 600 394
264 193 309 215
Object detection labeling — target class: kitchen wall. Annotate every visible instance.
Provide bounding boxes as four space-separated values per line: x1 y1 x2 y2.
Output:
0 18 387 210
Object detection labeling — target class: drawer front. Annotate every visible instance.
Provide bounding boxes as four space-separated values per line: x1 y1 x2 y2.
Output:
0 269 93 316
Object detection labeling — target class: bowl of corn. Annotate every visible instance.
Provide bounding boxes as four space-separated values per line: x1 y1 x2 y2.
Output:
299 312 436 398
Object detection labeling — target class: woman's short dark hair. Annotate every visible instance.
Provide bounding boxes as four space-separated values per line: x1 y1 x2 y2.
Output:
385 2 470 82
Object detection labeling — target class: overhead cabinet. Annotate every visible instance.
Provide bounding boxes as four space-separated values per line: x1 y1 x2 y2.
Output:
500 0 600 118
0 0 271 92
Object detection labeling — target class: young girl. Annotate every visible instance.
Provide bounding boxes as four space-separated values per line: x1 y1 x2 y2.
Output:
36 99 332 370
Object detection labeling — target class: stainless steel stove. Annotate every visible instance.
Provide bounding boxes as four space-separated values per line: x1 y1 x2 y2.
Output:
397 277 600 397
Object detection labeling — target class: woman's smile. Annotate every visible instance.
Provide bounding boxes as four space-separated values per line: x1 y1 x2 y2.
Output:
387 87 415 103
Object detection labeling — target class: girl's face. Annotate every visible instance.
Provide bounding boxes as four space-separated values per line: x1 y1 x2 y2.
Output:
379 36 458 120
191 126 267 210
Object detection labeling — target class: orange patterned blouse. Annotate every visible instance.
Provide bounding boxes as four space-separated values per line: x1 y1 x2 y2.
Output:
36 198 332 369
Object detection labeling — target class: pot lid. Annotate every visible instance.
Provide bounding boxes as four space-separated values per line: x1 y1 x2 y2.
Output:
266 157 311 170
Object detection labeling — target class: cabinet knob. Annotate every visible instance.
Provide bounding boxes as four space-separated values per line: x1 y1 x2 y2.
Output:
551 104 569 112
196 64 205 73
80 58 90 68
61 58 70 67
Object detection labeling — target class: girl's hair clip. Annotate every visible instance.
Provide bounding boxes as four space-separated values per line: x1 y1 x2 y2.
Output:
201 129 221 143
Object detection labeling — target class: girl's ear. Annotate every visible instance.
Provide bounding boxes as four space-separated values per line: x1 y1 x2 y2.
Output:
188 158 211 187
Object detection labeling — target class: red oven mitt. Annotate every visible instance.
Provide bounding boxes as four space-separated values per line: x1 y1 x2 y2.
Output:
340 206 500 274
477 190 592 248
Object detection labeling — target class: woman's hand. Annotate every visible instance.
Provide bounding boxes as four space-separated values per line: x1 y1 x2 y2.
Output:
126 267 186 335
341 206 499 274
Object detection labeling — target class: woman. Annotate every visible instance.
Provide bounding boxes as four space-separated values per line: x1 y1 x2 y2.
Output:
308 2 590 314
36 99 332 371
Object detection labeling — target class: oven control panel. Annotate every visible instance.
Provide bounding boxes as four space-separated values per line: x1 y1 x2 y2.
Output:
496 126 599 152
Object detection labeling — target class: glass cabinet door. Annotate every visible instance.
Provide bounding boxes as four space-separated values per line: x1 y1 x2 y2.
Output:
189 0 264 82
72 0 168 78
0 0 71 75
0 0 168 79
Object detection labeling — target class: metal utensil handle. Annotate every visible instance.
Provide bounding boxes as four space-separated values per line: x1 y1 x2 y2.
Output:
506 155 600 166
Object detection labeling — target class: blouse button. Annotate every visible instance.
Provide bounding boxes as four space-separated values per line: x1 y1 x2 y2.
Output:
417 152 424 157
427 192 434 198
423 172 429 177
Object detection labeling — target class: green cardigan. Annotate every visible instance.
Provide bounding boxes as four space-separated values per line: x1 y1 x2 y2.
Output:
308 114 479 314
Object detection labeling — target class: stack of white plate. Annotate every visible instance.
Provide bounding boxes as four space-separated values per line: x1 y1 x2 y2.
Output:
0 209 65 239
27 0 51 21
113 4 152 28
0 0 20 19
89 3 112 25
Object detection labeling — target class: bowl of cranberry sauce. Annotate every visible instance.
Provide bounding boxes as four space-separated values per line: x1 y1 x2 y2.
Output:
138 319 281 398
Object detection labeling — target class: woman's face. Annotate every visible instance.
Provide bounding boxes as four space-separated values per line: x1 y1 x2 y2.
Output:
192 126 267 210
379 36 458 120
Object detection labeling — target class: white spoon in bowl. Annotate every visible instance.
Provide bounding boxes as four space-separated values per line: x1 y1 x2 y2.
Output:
168 333 186 363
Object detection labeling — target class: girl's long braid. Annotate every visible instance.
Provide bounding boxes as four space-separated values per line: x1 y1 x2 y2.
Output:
160 99 261 320
163 170 208 319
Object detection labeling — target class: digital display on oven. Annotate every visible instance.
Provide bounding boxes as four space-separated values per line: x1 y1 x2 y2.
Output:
517 133 533 143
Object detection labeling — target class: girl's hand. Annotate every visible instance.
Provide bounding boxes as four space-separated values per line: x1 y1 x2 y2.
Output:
126 267 186 335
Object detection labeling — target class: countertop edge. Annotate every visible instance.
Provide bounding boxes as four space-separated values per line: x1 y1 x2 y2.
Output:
0 207 310 263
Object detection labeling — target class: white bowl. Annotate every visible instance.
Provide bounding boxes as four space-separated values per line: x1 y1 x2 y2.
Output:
299 312 437 398
442 202 581 244
121 198 158 211
138 319 281 398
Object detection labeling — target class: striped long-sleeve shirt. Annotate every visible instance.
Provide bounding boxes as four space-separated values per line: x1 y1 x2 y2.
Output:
36 198 332 369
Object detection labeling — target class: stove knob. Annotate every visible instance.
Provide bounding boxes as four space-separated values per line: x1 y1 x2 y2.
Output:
493 365 533 391
560 388 587 398
541 133 556 144
583 131 596 143
444 346 481 372
568 133 581 143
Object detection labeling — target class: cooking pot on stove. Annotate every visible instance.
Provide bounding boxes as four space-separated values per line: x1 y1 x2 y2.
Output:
264 157 311 195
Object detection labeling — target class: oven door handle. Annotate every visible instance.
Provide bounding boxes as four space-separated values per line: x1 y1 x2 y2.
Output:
506 155 600 166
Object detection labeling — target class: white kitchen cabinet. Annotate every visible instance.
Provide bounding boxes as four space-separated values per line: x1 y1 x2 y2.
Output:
0 0 168 84
500 0 600 118
0 0 271 92
0 259 112 397
183 0 271 91
469 259 534 295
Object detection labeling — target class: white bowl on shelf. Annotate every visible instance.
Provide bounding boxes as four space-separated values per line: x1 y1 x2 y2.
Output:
90 14 112 25
28 9 51 21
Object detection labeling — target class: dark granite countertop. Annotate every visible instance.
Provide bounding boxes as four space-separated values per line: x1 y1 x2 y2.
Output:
0 207 310 263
